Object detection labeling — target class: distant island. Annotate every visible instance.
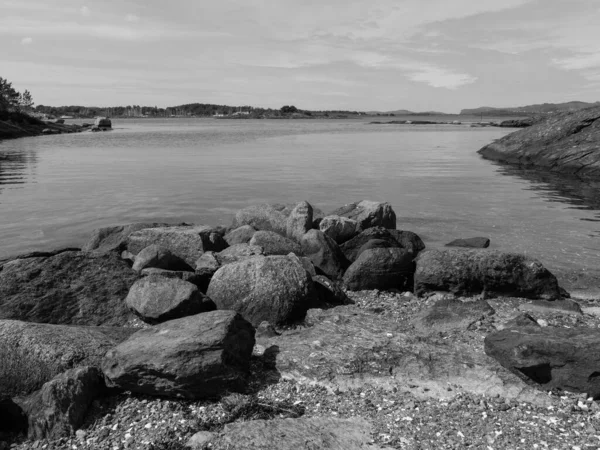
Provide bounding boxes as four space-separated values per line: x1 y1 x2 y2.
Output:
460 101 600 117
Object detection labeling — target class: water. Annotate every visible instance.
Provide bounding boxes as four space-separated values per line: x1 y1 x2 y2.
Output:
1 118 600 285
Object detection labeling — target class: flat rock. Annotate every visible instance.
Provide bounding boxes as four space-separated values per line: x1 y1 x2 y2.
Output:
340 227 425 262
231 204 290 235
0 250 138 326
82 222 169 254
343 247 415 291
519 299 582 315
329 200 396 231
224 225 256 245
412 299 495 333
300 230 349 281
249 230 302 256
207 255 316 326
319 215 359 244
445 237 490 248
286 201 313 243
485 326 600 397
102 311 255 399
414 249 562 300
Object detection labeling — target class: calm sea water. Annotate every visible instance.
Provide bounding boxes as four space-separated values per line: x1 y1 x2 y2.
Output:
1 118 600 285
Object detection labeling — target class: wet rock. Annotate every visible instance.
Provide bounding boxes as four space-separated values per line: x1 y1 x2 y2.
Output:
318 215 358 244
343 248 415 291
329 200 396 231
249 231 302 256
340 227 425 262
286 201 313 243
132 244 192 272
412 299 495 333
207 255 316 326
102 311 255 399
414 249 562 300
82 222 169 254
445 237 490 249
224 225 256 245
231 204 290 235
300 230 349 281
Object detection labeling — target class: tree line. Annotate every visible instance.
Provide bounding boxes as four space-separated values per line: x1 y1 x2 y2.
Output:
0 77 34 113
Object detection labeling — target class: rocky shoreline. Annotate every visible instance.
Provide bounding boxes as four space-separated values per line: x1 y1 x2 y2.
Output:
1 200 599 450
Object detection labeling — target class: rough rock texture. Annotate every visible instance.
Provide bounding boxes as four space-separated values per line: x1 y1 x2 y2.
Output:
231 204 290 236
140 268 205 288
207 255 316 326
125 275 214 324
356 239 394 256
211 417 390 450
0 250 138 326
414 249 562 300
312 275 352 307
223 225 256 245
249 231 302 256
22 367 105 440
126 226 228 267
329 200 397 231
318 215 358 244
343 248 415 291
341 227 425 262
81 222 169 254
497 118 535 128
445 237 491 249
412 299 495 333
0 320 135 395
285 201 313 243
478 106 600 178
300 230 349 281
485 326 600 397
131 244 192 272
102 311 255 399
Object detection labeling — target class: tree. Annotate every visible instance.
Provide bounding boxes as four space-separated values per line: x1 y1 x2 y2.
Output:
280 105 298 114
18 90 34 112
0 77 20 112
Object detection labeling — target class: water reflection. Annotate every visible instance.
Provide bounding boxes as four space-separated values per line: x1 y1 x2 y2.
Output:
0 149 37 194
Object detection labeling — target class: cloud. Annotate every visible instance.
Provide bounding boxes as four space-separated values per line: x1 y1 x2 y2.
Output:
408 67 478 89
20 37 33 45
125 14 140 23
80 6 91 17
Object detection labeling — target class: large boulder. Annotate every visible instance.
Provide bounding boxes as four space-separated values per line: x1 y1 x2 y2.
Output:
340 227 425 262
126 225 228 267
206 255 316 326
414 249 562 300
140 268 205 288
231 204 290 235
0 320 134 396
224 225 256 245
478 106 600 178
285 201 313 243
125 275 214 324
329 200 396 231
0 250 138 326
102 311 255 399
82 222 169 254
485 326 600 397
445 237 490 249
21 366 105 440
319 215 358 244
132 244 192 272
343 248 415 291
300 230 349 281
249 230 302 256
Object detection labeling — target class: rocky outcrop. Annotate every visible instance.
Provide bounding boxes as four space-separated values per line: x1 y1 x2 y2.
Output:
0 250 138 326
414 249 562 300
497 118 535 128
224 225 256 245
285 201 313 242
478 106 600 178
319 215 358 244
340 227 425 262
445 237 490 249
125 275 214 324
206 255 315 326
329 200 396 231
249 230 302 256
82 222 169 254
231 204 290 235
343 248 415 291
300 230 349 280
485 326 600 397
102 311 255 399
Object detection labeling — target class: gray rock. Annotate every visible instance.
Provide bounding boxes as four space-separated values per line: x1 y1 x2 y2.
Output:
224 225 256 245
22 367 105 440
312 275 352 307
186 431 215 449
249 230 302 256
207 255 316 326
125 275 214 324
445 237 490 248
340 227 425 262
343 248 415 291
132 244 192 272
82 222 169 254
356 239 393 257
127 226 228 267
329 200 396 231
300 230 349 281
286 253 317 277
256 321 280 338
414 249 562 300
140 268 204 287
412 299 495 333
319 215 358 244
285 201 313 243
231 204 290 235
102 311 255 399
218 244 265 263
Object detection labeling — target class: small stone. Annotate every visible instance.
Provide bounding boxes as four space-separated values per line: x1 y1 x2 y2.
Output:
75 430 86 441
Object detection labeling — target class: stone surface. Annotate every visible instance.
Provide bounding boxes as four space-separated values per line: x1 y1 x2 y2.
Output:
340 227 425 262
22 367 105 440
485 326 600 397
126 226 228 267
217 243 265 263
186 431 215 449
312 275 352 307
0 250 138 326
231 204 290 235
125 275 214 324
519 299 582 315
223 225 256 245
132 244 192 272
82 222 169 254
343 248 415 291
249 231 302 256
318 215 358 244
102 311 255 399
414 249 562 300
478 106 600 178
207 255 316 326
140 268 205 287
329 200 397 231
213 417 389 450
285 201 313 243
300 229 349 281
445 237 491 249
412 299 495 333
0 320 135 395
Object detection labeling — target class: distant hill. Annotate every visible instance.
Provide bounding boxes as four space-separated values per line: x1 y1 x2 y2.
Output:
461 101 600 116
367 110 447 116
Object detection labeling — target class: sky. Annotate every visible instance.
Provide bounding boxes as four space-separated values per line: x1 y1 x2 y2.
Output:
1 0 600 113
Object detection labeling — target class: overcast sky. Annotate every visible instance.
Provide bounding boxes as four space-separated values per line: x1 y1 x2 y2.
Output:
1 0 599 112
